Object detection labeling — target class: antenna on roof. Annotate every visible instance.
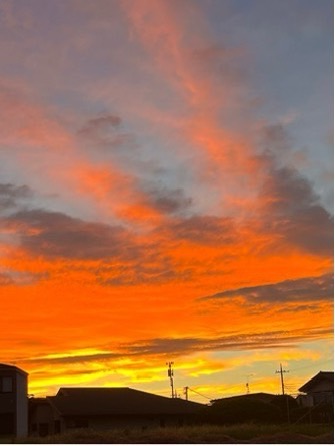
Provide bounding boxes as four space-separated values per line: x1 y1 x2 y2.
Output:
166 361 175 398
246 374 253 394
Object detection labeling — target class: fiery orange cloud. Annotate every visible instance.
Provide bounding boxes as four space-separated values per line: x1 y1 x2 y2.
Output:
0 0 332 402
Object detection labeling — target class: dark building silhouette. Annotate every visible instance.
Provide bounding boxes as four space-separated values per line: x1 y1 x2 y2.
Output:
297 371 334 407
211 392 276 405
30 387 204 436
0 364 28 437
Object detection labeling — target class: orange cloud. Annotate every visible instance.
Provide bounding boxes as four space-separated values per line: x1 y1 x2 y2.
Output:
0 1 332 402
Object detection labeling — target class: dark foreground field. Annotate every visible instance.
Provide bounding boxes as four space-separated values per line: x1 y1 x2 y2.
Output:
18 424 333 444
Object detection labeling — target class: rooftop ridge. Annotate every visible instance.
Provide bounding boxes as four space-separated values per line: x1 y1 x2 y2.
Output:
0 363 28 375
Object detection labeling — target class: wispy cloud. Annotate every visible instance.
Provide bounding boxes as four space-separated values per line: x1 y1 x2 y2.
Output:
4 208 137 260
0 183 33 211
17 325 333 370
201 273 333 304
78 114 134 152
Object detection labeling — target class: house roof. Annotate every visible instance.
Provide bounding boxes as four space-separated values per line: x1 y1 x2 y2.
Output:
47 387 205 416
211 392 276 404
0 363 28 376
298 371 334 393
29 397 50 415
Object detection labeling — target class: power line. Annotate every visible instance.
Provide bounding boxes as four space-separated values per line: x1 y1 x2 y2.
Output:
285 385 297 390
167 359 332 404
289 359 334 372
188 387 212 401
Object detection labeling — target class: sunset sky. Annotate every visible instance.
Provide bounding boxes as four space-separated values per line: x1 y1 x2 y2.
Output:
0 0 333 403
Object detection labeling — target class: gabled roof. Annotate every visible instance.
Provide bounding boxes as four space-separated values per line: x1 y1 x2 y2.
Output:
0 363 28 376
298 371 334 393
211 392 276 404
48 387 204 416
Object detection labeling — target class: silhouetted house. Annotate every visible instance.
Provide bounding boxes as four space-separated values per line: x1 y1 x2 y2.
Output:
0 364 28 438
297 371 334 407
211 392 276 405
206 392 286 425
29 397 56 437
30 387 204 436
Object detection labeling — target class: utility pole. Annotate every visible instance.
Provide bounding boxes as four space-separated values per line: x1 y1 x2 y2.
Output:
276 363 289 395
166 361 174 398
276 363 290 423
184 386 189 401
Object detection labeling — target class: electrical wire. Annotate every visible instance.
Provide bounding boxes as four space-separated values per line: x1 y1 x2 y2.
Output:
188 387 213 400
289 359 334 372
